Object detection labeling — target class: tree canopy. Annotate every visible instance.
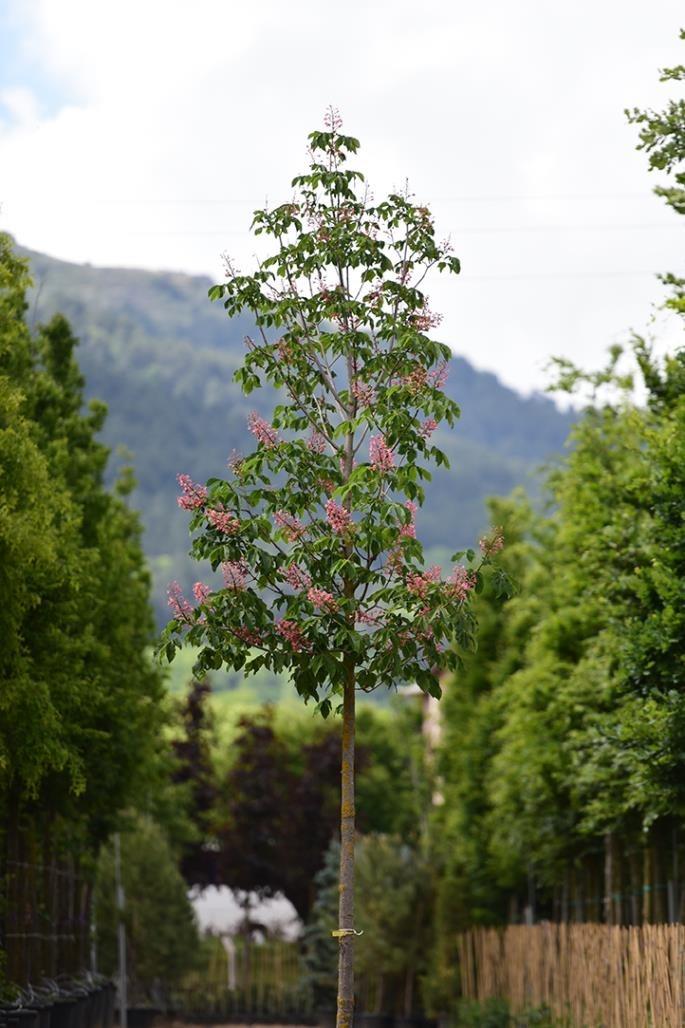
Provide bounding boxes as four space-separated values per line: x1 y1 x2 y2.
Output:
0 233 167 988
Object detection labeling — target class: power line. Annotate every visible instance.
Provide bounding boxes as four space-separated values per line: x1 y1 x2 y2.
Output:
118 222 680 237
456 223 680 234
93 191 659 206
460 269 684 282
433 191 658 203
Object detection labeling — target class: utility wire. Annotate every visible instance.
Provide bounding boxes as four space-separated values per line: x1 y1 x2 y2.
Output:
119 222 680 236
460 269 685 283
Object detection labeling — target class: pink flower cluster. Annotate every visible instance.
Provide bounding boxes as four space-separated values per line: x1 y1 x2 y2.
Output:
307 430 327 454
416 625 445 655
429 362 449 390
167 581 194 622
369 435 395 473
284 563 312 590
411 305 443 332
221 559 249 590
207 508 240 534
479 527 504 557
400 363 449 395
192 582 212 604
398 261 412 286
234 626 262 647
248 411 279 448
386 629 411 652
276 338 294 363
324 105 343 132
420 418 438 439
403 366 427 393
352 380 376 407
385 502 418 575
400 500 417 540
307 586 338 613
274 510 306 541
339 457 358 476
356 607 383 626
364 285 383 307
276 618 310 653
177 473 208 511
227 450 244 474
406 565 442 600
385 548 404 576
446 565 476 602
222 254 240 279
325 499 351 534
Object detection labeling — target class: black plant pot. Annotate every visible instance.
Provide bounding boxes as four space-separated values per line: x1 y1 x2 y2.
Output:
354 1014 394 1028
72 997 90 1028
48 1001 78 1028
84 992 100 1028
8 1011 41 1028
101 987 115 1028
125 1008 161 1028
89 986 108 1028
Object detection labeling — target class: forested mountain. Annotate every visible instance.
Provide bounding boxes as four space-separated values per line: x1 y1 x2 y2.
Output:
18 242 575 624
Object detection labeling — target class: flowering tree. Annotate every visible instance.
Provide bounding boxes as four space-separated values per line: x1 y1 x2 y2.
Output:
162 111 505 1028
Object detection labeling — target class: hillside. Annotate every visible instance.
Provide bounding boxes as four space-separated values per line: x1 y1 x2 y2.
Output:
19 242 575 630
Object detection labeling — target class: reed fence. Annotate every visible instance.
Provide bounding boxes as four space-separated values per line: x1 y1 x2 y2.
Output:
457 922 685 1027
177 935 314 1021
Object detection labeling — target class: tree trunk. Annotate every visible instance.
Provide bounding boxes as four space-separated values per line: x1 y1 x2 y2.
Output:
603 831 614 925
642 844 651 924
5 787 22 985
404 962 414 1017
336 666 356 1028
628 848 640 925
561 864 569 924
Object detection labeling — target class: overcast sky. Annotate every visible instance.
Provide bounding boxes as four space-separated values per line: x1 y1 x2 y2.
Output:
1 0 683 396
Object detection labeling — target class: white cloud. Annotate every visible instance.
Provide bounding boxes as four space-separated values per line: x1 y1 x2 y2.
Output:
0 85 41 126
1 0 683 394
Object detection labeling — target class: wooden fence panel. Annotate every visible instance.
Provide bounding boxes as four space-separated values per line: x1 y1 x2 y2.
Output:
457 923 685 1027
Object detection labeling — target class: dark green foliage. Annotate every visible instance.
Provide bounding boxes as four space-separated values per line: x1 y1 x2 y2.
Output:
0 233 167 988
305 834 435 1018
354 834 433 1016
172 679 221 886
192 703 422 919
455 999 558 1027
429 341 684 943
302 839 340 1011
94 816 200 1001
216 709 300 903
456 999 512 1027
354 702 429 840
0 233 164 823
426 40 685 955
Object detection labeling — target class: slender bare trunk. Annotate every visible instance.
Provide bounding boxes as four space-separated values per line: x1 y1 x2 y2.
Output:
404 963 414 1017
603 831 614 925
336 665 356 1028
643 844 652 924
376 975 384 1015
629 848 640 925
6 787 21 984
